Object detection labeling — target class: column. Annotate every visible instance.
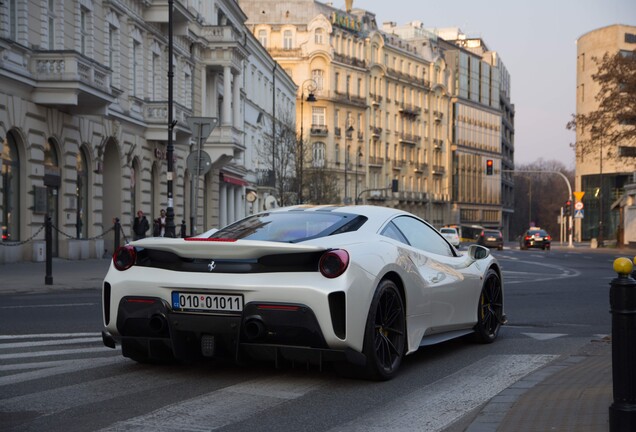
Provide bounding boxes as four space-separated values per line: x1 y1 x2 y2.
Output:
228 186 235 224
223 66 232 126
233 69 241 129
219 183 228 228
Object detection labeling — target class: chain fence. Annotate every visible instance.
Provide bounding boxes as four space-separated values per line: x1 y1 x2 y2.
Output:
1 221 116 247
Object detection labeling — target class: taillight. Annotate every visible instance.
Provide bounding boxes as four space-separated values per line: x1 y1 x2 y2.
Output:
525 236 532 240
546 236 552 241
184 237 237 242
319 249 349 278
113 245 136 271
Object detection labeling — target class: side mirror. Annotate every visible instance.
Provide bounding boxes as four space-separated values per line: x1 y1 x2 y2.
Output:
467 244 490 260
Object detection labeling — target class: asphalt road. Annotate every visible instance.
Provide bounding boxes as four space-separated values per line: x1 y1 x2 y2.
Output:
0 245 620 431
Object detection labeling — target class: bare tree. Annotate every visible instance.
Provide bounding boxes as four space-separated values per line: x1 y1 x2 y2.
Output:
257 108 298 206
510 159 574 240
567 50 636 158
304 159 341 204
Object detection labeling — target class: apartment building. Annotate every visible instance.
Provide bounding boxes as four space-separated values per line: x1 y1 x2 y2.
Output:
575 24 636 242
0 0 295 263
239 0 454 224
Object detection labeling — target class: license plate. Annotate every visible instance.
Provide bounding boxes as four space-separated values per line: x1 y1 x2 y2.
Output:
487 237 496 241
172 292 243 313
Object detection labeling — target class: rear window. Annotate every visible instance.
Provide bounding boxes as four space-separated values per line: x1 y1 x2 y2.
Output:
440 228 457 234
528 230 548 236
484 231 501 237
210 211 367 243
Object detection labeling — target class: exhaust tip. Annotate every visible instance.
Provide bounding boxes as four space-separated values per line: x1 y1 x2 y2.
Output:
243 316 266 340
149 314 167 333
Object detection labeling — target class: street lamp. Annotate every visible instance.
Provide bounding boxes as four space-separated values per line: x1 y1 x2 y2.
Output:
354 148 362 204
344 126 354 204
592 126 604 246
164 0 176 237
298 79 317 204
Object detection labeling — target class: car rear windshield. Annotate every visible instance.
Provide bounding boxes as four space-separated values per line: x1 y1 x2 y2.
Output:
484 231 501 237
210 211 367 243
528 230 548 236
440 228 456 234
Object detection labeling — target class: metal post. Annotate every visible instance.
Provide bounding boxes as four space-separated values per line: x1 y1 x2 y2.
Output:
299 95 304 204
165 0 176 238
45 216 53 285
114 217 121 251
180 220 186 238
610 258 636 431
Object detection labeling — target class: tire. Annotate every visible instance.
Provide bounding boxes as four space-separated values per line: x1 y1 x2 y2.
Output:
473 269 504 344
360 279 406 380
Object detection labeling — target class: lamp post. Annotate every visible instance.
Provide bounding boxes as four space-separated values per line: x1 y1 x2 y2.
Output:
344 126 354 204
599 134 604 247
355 148 362 204
164 0 176 237
298 79 317 204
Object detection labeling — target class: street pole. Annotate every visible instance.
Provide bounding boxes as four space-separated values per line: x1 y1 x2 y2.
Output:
299 95 304 204
165 0 176 238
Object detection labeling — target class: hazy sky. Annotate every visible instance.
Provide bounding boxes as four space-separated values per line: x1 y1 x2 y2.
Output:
348 0 636 168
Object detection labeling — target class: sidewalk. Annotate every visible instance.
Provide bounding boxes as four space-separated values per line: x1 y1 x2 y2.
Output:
0 257 620 431
0 257 111 294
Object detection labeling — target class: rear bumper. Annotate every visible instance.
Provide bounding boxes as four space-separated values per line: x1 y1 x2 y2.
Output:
103 296 365 367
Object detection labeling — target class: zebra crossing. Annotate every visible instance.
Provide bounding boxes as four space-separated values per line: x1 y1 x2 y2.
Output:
0 332 559 432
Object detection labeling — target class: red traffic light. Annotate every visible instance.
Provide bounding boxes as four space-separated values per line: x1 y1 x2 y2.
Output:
486 159 493 175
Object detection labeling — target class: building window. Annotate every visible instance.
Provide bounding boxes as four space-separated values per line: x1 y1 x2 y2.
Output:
283 30 293 49
312 69 324 91
1 131 20 241
258 29 267 48
80 6 90 55
315 28 324 44
312 142 326 167
312 107 326 126
47 0 56 49
184 65 192 108
76 148 89 239
8 0 18 40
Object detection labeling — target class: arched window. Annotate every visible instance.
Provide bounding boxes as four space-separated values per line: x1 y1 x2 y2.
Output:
312 142 325 168
76 147 89 239
1 131 20 241
314 28 324 45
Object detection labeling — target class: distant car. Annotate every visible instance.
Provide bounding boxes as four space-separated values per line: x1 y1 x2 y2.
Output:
520 228 551 250
101 205 505 380
477 229 504 250
439 227 460 247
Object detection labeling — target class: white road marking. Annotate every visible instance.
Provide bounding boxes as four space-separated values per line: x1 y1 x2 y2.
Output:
522 333 568 341
327 354 556 432
0 346 114 360
0 303 97 309
0 333 101 340
0 337 102 349
97 375 324 432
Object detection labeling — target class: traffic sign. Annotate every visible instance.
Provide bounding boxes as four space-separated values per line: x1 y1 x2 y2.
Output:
574 209 584 219
186 151 212 176
574 191 585 202
574 201 584 211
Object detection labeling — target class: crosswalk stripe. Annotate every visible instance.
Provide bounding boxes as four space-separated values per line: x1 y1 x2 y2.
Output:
0 346 114 360
0 333 101 340
0 337 102 349
97 375 324 432
327 354 557 432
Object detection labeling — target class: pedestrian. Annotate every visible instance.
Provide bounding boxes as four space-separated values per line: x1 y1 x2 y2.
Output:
154 209 166 237
132 210 149 240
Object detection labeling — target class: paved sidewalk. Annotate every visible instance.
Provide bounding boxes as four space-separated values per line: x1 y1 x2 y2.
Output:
0 257 111 294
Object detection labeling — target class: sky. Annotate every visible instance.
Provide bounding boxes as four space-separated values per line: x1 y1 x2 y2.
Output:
348 0 636 169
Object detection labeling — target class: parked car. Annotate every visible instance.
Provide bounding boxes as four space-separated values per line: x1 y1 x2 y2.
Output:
477 229 504 250
102 205 505 380
520 228 552 250
439 227 460 247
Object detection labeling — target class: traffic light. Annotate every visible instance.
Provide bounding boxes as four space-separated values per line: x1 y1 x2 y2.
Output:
486 159 493 175
564 200 572 216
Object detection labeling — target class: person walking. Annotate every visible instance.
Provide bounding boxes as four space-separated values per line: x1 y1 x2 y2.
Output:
132 210 150 240
154 209 167 237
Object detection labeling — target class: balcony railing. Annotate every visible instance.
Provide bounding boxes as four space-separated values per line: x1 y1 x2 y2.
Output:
432 165 446 175
310 125 328 136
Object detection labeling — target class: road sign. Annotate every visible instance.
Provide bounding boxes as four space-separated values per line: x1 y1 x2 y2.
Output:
186 117 218 142
574 201 584 211
574 191 585 202
574 209 584 219
186 151 212 176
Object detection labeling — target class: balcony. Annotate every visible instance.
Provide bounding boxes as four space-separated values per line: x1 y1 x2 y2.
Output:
368 156 384 166
310 125 328 136
334 127 341 136
434 110 444 122
413 162 428 173
333 52 367 68
332 90 367 108
370 126 382 138
30 51 114 113
433 139 444 149
399 103 421 116
267 48 302 57
432 165 446 175
399 133 419 145
200 25 248 70
144 100 193 144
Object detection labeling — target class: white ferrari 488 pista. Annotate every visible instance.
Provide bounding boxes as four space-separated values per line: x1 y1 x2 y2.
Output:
102 205 505 380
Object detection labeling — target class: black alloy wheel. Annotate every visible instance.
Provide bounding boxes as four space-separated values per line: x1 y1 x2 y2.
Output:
474 269 504 343
361 279 406 380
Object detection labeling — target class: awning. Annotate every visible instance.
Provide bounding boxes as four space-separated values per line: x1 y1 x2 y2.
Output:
220 173 248 186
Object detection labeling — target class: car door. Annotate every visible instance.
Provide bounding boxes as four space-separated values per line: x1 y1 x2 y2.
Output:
390 216 479 333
